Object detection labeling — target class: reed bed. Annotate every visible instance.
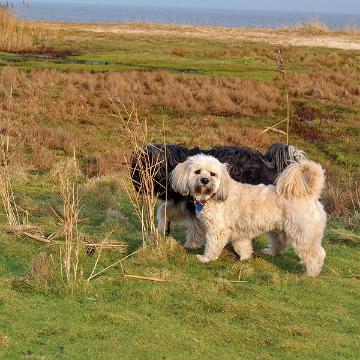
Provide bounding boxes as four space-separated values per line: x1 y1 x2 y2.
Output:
0 3 58 53
0 4 34 52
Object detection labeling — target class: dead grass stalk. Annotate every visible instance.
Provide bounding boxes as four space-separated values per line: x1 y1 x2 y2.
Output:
262 49 291 144
0 134 22 227
52 153 83 289
112 99 165 247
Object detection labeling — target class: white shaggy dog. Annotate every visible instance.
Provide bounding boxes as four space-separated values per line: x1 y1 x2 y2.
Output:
170 154 327 277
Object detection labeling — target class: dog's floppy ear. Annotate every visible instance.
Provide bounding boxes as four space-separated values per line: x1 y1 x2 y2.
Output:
170 159 191 196
214 163 231 201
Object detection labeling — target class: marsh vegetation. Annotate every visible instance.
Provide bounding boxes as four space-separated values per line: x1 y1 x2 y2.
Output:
0 7 359 359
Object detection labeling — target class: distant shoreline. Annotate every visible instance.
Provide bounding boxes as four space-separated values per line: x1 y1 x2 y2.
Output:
33 21 360 51
15 4 360 30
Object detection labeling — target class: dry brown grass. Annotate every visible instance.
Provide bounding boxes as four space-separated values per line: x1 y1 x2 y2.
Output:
28 252 56 288
292 19 330 35
51 155 83 289
263 49 291 143
0 132 37 235
12 252 59 291
0 67 281 119
0 67 358 147
289 71 360 105
37 21 360 51
323 182 350 217
288 20 360 36
323 175 360 217
0 65 359 217
0 332 10 347
0 134 22 227
114 101 163 246
169 47 187 57
0 4 33 52
0 66 286 171
86 152 125 178
2 67 359 126
0 67 357 134
0 3 62 53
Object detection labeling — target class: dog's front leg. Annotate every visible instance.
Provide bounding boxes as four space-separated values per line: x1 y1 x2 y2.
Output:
157 203 171 236
184 218 205 249
196 227 229 263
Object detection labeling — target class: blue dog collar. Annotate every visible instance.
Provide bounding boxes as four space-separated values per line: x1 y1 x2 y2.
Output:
195 201 205 212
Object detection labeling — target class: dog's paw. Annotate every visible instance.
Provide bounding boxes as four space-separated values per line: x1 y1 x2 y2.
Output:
261 247 274 256
157 222 170 236
239 253 253 261
196 255 211 263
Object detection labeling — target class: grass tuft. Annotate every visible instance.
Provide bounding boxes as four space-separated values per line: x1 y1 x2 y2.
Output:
13 252 57 292
293 19 330 35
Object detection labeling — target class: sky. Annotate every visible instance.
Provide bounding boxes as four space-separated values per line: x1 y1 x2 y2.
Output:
35 0 359 14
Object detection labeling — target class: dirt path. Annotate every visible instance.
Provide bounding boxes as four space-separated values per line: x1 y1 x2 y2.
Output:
38 22 360 51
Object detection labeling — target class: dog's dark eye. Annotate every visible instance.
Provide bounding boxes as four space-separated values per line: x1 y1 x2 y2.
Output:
210 172 216 177
194 169 201 175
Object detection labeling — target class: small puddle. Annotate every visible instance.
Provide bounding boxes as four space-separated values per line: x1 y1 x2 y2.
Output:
0 53 203 74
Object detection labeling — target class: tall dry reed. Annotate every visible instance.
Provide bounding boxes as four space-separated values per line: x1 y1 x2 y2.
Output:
0 3 58 53
0 134 22 227
0 3 34 52
112 100 165 247
52 154 83 290
263 49 291 144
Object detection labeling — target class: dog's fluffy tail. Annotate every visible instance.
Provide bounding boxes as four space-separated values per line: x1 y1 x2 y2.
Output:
276 160 325 200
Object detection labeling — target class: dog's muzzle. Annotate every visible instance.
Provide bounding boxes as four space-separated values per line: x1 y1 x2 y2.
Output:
200 177 209 185
195 179 213 195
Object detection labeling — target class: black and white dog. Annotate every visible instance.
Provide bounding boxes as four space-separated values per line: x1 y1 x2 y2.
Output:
131 143 306 248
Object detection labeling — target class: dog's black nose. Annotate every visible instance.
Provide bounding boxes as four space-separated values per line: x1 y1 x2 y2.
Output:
200 177 209 185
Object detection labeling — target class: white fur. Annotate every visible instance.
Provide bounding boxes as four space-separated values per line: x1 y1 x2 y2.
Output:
171 155 327 277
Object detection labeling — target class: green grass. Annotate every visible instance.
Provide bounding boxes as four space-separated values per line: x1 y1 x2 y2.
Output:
1 227 360 359
2 30 360 77
0 174 359 359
